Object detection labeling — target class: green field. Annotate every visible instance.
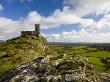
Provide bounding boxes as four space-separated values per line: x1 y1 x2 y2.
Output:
50 44 110 73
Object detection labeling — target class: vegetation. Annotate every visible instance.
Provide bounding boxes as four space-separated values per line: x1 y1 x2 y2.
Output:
50 44 110 73
0 32 110 80
1 54 109 82
0 34 110 82
0 34 57 73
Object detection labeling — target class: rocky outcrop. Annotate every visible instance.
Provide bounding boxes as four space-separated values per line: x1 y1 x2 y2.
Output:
0 31 57 73
0 54 110 82
0 24 110 82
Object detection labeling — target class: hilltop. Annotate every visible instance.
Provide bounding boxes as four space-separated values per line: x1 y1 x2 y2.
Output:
0 24 110 82
0 24 57 72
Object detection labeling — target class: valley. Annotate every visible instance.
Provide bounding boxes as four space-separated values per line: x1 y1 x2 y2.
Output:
50 43 110 73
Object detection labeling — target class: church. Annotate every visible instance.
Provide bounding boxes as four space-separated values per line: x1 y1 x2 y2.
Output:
21 24 40 36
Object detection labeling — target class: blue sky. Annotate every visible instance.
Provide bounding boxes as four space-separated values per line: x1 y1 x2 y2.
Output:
0 0 64 19
0 0 110 43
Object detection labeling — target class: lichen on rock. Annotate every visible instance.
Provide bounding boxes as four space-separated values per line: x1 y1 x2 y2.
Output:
0 54 110 82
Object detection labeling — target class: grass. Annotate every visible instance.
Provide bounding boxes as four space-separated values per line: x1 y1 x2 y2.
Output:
0 35 57 73
50 44 110 73
81 51 110 58
0 34 110 74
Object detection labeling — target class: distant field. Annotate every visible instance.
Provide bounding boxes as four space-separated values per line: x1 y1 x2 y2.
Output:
50 43 110 73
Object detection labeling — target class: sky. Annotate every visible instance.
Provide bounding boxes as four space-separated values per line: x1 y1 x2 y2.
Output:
0 0 110 43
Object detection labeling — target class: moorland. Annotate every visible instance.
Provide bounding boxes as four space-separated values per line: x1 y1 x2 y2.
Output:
50 43 110 73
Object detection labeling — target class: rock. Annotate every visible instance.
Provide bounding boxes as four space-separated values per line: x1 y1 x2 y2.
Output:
0 55 110 82
65 74 84 81
99 73 110 82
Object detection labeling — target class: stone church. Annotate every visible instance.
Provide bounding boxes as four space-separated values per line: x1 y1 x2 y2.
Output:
21 24 40 36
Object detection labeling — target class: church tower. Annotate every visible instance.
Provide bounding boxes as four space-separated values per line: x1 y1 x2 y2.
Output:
35 24 40 36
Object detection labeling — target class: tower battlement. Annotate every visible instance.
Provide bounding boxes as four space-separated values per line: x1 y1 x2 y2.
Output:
21 24 40 36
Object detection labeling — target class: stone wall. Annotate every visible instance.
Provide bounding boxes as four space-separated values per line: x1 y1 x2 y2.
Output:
21 31 35 35
21 24 40 36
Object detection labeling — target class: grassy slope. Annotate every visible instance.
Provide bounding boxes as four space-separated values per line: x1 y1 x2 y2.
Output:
0 34 57 73
51 44 110 73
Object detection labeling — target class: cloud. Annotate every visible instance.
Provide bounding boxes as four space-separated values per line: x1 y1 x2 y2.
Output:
64 0 110 16
97 14 110 29
16 7 95 30
44 10 110 43
0 7 94 35
46 29 110 43
0 5 110 42
24 7 95 29
0 17 21 34
0 4 4 11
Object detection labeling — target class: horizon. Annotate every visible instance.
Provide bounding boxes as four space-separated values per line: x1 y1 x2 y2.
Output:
0 0 110 43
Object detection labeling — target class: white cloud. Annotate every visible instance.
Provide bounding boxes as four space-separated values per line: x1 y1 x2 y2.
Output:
46 29 110 43
0 17 21 34
0 7 95 35
97 14 110 29
0 4 4 11
64 0 110 16
23 7 95 29
1 5 110 42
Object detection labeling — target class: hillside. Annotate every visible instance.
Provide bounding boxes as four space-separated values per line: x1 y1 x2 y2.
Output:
0 24 110 82
0 54 110 82
0 33 57 73
50 44 110 73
